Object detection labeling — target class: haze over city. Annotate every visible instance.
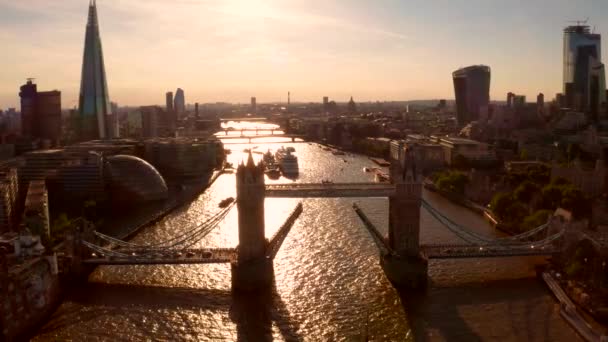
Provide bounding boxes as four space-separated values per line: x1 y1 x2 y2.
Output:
1 0 607 108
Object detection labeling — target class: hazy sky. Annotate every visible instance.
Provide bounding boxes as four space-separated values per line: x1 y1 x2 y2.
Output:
1 0 607 109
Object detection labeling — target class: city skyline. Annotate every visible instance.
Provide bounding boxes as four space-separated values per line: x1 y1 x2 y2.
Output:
1 0 608 108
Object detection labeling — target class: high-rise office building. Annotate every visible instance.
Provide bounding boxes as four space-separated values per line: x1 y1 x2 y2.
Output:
140 106 160 138
513 95 526 107
537 93 545 116
507 92 515 107
19 80 62 143
174 88 185 117
195 103 200 118
78 0 111 140
166 92 174 112
165 91 177 129
251 97 257 113
107 102 119 139
563 24 607 117
452 65 491 126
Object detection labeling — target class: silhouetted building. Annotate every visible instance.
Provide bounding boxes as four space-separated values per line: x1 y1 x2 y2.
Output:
323 96 329 113
174 88 185 117
107 102 119 139
19 80 62 144
507 92 515 107
251 97 257 114
165 92 173 112
438 99 447 109
165 92 177 130
347 96 357 113
78 0 111 140
537 93 545 116
563 25 606 117
105 154 168 205
513 95 526 107
452 65 491 126
140 106 160 138
195 102 199 119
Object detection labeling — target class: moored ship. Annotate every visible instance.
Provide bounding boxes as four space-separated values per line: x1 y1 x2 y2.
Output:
275 147 299 177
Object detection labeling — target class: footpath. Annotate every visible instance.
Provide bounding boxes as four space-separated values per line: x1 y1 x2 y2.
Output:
543 272 607 342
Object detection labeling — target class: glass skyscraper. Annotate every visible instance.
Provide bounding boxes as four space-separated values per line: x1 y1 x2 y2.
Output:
563 25 606 118
174 88 185 117
78 0 111 140
452 65 491 127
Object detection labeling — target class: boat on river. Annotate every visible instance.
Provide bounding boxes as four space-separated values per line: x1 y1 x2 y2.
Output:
276 147 299 177
219 197 234 208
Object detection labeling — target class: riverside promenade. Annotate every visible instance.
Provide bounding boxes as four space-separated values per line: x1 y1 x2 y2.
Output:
543 272 607 342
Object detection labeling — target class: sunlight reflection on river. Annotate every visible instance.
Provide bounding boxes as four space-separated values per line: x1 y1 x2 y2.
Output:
34 122 580 341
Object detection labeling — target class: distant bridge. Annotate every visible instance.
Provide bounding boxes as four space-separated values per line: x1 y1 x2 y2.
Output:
218 134 305 143
220 117 268 122
265 183 395 198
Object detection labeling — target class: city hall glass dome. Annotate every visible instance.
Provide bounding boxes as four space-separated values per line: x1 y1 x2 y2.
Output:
105 155 168 203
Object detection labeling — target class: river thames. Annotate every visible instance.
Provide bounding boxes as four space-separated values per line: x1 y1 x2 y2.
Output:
34 122 580 341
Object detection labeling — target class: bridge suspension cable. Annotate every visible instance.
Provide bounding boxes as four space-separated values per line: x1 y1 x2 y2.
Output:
421 199 553 246
88 203 235 255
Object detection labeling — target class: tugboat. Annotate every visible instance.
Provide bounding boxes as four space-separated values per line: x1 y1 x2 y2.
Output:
219 197 235 208
263 150 281 179
265 165 281 179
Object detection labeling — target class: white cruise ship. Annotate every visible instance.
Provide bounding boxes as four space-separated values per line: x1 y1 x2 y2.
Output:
275 147 299 177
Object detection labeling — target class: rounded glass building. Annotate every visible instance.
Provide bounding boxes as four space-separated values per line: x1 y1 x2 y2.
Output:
105 155 168 204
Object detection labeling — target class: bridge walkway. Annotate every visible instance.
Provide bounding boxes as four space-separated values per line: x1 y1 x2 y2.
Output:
266 203 304 259
82 248 236 265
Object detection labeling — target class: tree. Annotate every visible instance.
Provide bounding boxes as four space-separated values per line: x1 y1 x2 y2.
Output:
561 186 588 218
522 210 552 232
520 148 529 160
51 213 76 245
551 177 571 186
489 192 513 220
527 164 550 184
541 184 563 210
435 171 469 195
514 181 540 204
506 202 529 226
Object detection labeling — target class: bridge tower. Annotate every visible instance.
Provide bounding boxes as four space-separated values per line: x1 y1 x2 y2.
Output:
232 153 274 291
383 142 428 289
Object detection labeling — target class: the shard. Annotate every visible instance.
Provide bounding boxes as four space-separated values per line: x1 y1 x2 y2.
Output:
79 0 110 140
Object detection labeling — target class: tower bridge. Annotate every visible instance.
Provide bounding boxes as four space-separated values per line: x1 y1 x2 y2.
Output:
68 144 564 291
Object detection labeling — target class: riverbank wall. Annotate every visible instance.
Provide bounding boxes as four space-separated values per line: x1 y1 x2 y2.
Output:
542 272 606 341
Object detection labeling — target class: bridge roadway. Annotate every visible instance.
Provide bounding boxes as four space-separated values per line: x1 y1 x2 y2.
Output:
265 183 396 198
421 244 559 259
82 248 237 265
